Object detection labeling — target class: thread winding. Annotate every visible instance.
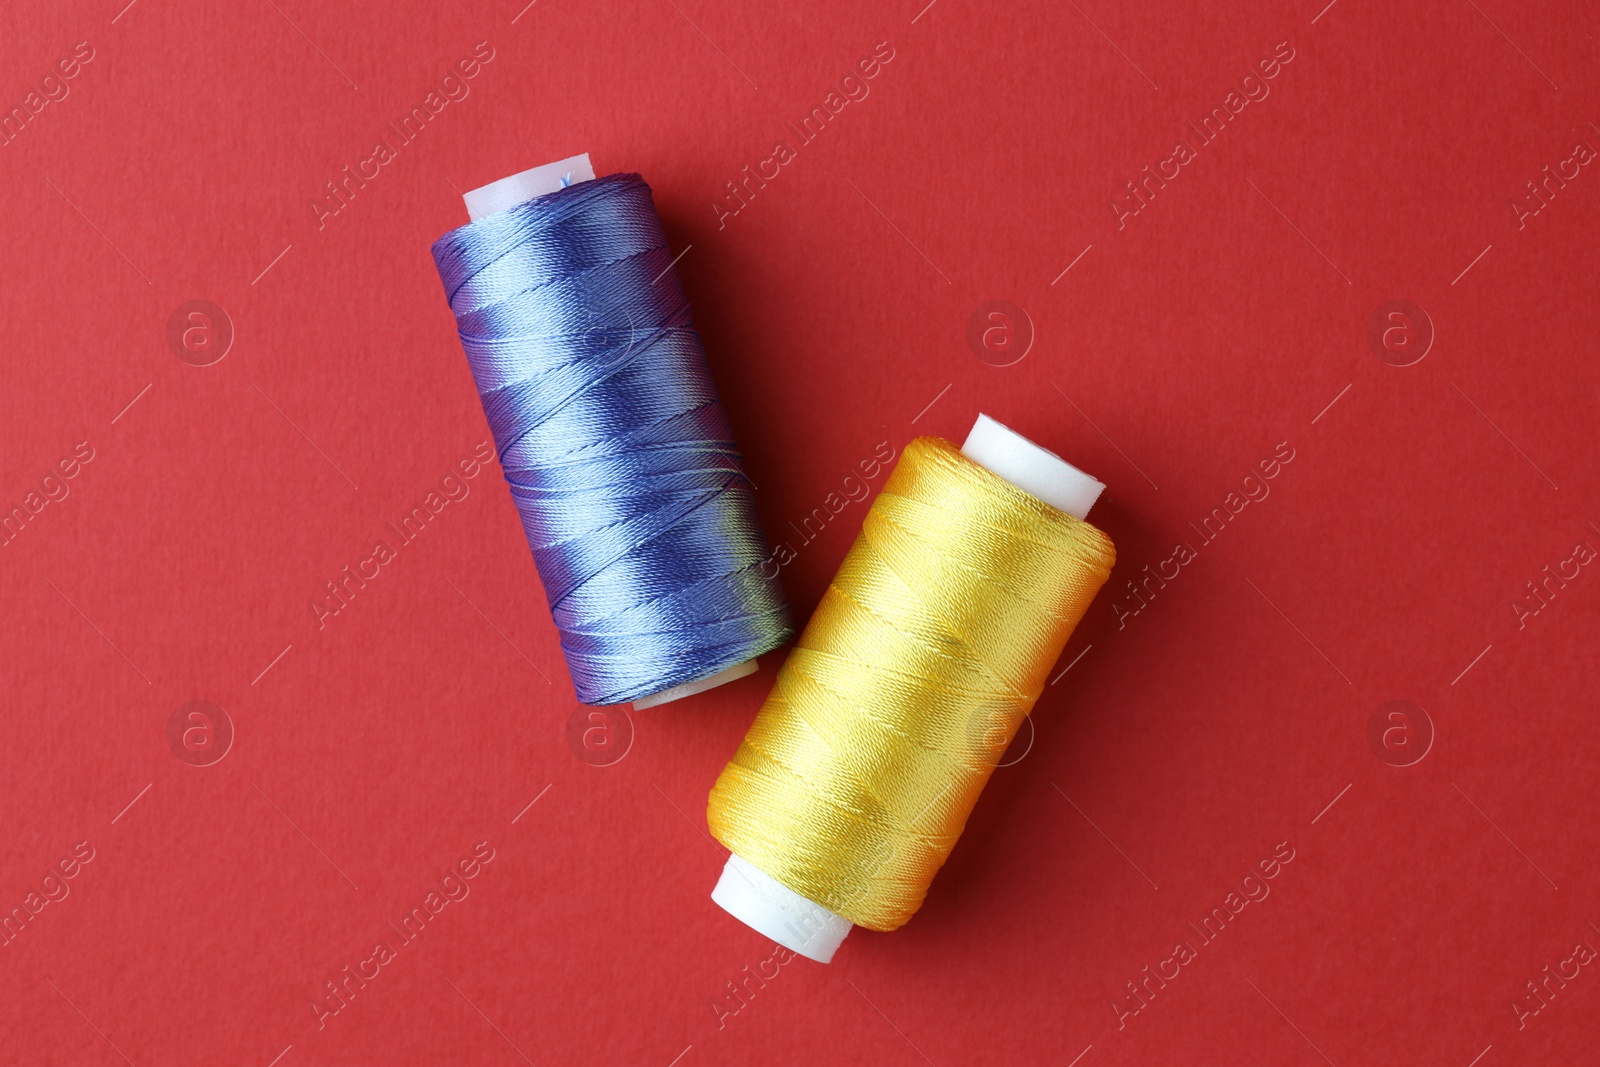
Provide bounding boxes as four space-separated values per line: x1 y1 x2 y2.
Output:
431 173 793 705
707 436 1116 930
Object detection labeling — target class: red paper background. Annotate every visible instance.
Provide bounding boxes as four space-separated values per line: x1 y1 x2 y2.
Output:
2 0 1597 1064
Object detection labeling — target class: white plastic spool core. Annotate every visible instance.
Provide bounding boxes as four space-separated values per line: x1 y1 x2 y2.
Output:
460 153 758 709
462 153 596 220
712 413 1106 962
961 413 1104 520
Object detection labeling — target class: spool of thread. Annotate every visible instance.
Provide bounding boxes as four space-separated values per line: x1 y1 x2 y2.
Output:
706 414 1116 962
431 154 793 708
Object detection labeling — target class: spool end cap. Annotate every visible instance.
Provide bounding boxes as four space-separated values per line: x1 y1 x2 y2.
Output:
462 153 596 220
712 854 852 964
961 413 1105 521
632 659 758 710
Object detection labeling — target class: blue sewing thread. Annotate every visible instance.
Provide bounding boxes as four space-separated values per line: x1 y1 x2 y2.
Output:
431 173 793 705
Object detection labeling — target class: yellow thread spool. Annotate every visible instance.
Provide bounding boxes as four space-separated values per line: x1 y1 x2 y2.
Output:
707 415 1117 961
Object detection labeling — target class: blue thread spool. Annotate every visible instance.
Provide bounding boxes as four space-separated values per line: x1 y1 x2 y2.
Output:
433 155 793 707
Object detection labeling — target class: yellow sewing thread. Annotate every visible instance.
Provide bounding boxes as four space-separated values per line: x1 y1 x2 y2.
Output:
707 436 1116 931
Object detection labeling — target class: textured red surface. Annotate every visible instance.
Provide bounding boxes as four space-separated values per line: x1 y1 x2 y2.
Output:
2 1 1597 1064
